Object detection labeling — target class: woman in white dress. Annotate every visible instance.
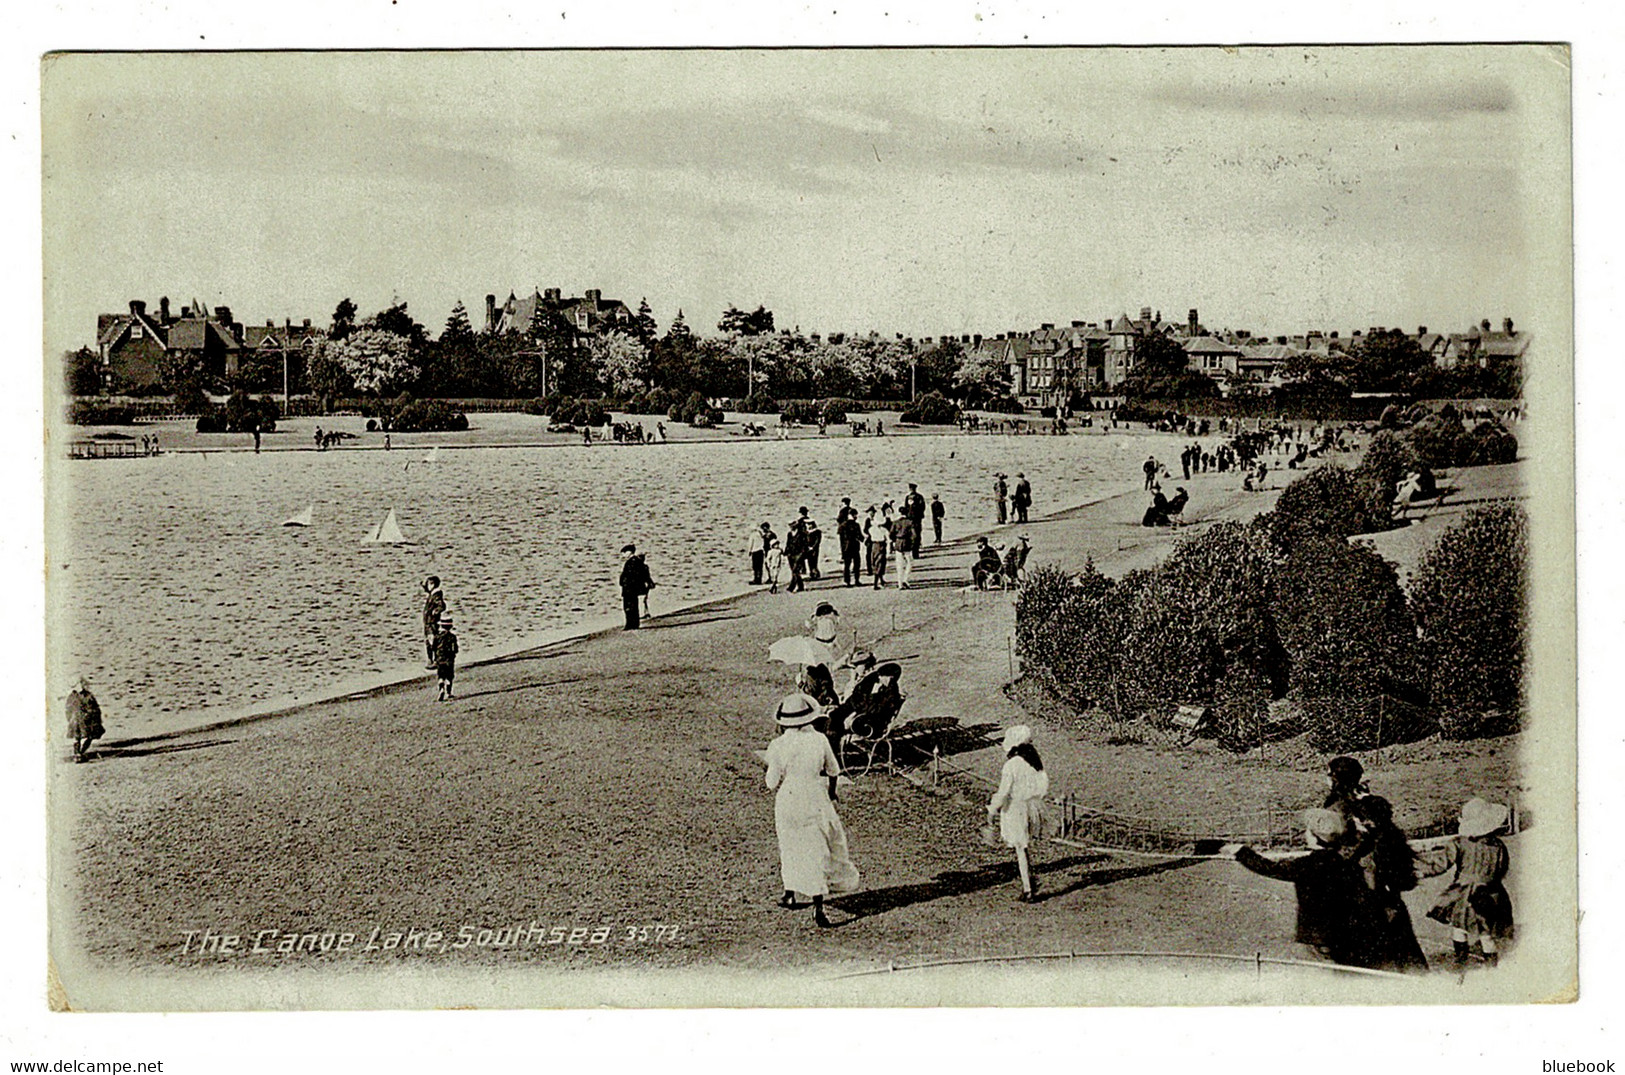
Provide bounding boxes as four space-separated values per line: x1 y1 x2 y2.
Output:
764 692 861 927
987 725 1050 902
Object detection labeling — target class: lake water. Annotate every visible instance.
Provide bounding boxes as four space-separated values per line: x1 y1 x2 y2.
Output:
50 425 1157 735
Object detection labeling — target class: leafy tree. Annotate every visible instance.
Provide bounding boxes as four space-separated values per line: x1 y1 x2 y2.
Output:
1133 332 1190 379
366 301 428 351
316 328 415 396
912 338 963 399
64 347 102 396
953 344 1012 406
718 304 775 337
590 331 651 398
331 298 358 341
1254 464 1389 552
1347 328 1429 393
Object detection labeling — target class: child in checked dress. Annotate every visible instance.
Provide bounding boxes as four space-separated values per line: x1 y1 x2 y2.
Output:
1421 797 1515 969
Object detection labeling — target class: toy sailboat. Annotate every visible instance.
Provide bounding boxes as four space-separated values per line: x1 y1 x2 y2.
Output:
363 509 411 545
282 504 314 527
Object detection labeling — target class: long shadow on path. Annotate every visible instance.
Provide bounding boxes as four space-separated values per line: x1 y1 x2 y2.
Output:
828 853 1206 925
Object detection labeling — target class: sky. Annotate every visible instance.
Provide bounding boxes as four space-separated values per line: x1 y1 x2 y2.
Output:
42 46 1568 357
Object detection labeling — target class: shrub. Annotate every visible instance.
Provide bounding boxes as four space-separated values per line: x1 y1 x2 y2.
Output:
223 391 280 433
983 394 1026 415
1410 503 1528 738
66 401 136 425
543 395 609 428
195 410 227 433
669 391 723 427
390 399 469 432
899 391 960 425
1273 537 1431 752
1462 419 1519 466
1409 412 1466 469
780 400 820 424
740 391 780 414
1255 464 1388 551
1116 523 1286 715
820 398 853 424
1014 561 1140 712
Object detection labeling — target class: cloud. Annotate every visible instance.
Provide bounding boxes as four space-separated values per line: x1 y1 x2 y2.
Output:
1149 79 1515 120
803 106 892 135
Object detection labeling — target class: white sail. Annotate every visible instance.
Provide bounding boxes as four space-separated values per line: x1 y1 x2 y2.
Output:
282 504 314 527
364 509 409 545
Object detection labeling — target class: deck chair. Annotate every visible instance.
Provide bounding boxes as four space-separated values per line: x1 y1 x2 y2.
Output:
824 662 905 774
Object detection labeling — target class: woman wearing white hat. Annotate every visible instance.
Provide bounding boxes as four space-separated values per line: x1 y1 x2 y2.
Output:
987 726 1050 901
764 692 861 927
1423 797 1515 968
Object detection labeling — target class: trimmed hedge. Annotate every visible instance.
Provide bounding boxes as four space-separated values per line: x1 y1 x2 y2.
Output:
739 391 780 414
1273 537 1431 751
1255 464 1389 552
67 401 137 426
1410 502 1528 738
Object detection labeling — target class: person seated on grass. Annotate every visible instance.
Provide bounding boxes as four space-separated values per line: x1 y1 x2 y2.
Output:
972 537 1004 589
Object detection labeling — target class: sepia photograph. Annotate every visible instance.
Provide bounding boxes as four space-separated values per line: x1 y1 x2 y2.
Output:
37 42 1579 1015
14 3 1621 1065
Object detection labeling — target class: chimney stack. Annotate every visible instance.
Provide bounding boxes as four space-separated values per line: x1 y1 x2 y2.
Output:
214 305 232 324
1072 320 1085 328
1503 317 1515 335
485 294 497 332
1418 325 1427 336
1480 318 1492 333
585 288 602 306
1041 322 1054 331
1189 309 1199 335
302 319 311 329
160 297 171 322
1140 306 1152 322
129 299 146 318
973 334 982 347
544 287 562 303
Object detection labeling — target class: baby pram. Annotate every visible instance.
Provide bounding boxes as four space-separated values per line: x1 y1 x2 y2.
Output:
822 662 906 774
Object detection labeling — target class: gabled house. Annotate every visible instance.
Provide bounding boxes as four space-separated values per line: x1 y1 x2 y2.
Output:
96 298 242 390
484 287 635 343
1183 336 1243 376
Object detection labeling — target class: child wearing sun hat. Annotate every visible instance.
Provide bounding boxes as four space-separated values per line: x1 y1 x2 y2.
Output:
1424 797 1515 968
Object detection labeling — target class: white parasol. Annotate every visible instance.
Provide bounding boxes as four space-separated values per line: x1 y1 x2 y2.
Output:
768 635 836 668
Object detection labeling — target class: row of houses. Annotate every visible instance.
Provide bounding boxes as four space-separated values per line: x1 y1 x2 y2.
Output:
938 307 1530 408
92 286 636 394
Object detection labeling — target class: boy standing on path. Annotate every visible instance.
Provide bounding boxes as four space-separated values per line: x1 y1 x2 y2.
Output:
432 615 459 701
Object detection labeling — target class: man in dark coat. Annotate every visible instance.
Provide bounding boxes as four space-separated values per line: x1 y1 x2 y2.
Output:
66 677 104 762
619 544 653 629
837 510 864 587
930 494 945 544
902 484 927 557
994 473 1008 524
1013 473 1032 523
783 520 809 593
